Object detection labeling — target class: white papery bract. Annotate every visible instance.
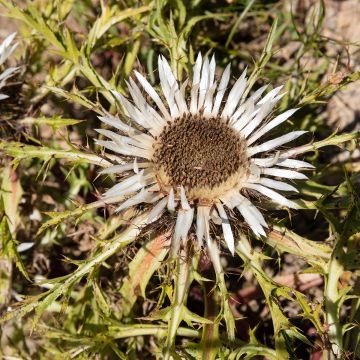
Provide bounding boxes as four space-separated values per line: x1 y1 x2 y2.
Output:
0 32 18 101
96 54 313 255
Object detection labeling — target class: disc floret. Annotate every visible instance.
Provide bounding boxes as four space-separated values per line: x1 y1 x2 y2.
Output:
152 113 250 201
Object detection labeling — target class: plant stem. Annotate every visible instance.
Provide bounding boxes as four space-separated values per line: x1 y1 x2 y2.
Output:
199 250 220 360
163 244 192 359
323 242 344 359
109 324 200 339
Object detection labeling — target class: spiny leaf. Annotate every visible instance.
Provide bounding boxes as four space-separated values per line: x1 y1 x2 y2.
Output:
85 4 151 55
267 226 331 268
0 141 113 168
19 116 84 129
1 212 149 327
92 280 111 317
0 217 29 281
36 197 125 236
47 86 103 113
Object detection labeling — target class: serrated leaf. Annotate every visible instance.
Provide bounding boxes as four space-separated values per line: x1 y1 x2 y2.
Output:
268 226 331 262
47 86 103 113
32 283 64 329
1 212 148 326
20 116 84 129
0 141 113 168
85 4 150 55
93 280 111 317
183 306 213 325
0 217 30 281
36 210 76 236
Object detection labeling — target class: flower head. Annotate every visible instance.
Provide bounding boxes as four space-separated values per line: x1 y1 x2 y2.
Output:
0 32 18 100
96 54 313 255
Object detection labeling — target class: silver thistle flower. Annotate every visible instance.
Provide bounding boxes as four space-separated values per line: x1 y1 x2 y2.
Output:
96 54 313 255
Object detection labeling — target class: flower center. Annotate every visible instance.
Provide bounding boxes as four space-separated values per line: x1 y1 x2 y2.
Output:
152 114 249 200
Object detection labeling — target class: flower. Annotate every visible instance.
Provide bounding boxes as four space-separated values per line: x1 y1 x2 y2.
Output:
96 54 313 255
0 32 18 101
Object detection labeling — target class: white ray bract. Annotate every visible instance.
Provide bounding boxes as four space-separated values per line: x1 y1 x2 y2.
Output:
276 158 315 169
248 131 307 156
244 183 298 209
257 85 283 106
174 208 194 243
0 66 18 83
231 99 256 132
158 56 180 118
211 64 230 116
262 167 308 179
248 108 299 145
253 157 314 169
175 79 189 115
167 188 176 211
198 56 210 110
239 195 268 228
98 115 132 133
112 91 154 131
216 203 235 254
103 171 145 198
241 100 273 138
209 55 216 88
100 162 151 174
210 207 222 225
103 179 145 200
196 206 210 245
130 132 154 148
246 200 268 228
250 85 268 101
95 129 151 151
0 33 18 99
220 189 245 209
0 33 17 66
203 56 216 117
148 197 168 222
95 139 151 159
127 78 166 131
133 158 139 173
203 82 218 117
115 188 158 212
237 201 266 237
190 53 202 113
180 186 190 210
221 69 247 118
258 178 298 192
135 70 172 122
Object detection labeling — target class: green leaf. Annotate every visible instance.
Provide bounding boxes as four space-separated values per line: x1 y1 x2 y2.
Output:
0 141 113 168
1 212 149 327
19 116 84 129
47 86 103 113
92 280 111 317
85 4 151 55
267 226 331 269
